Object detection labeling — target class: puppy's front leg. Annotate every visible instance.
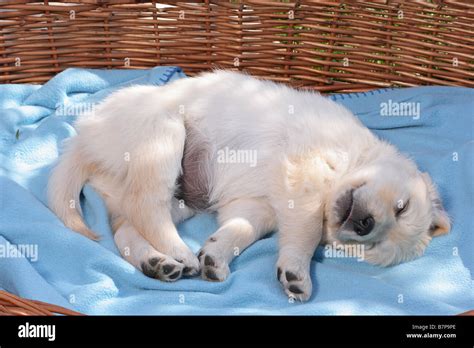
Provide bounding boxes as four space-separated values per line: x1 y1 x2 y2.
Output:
198 198 276 282
275 199 323 301
273 154 327 301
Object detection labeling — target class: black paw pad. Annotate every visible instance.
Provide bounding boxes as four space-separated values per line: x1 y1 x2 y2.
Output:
204 255 215 267
289 285 304 294
168 271 181 280
148 257 161 267
205 269 219 281
277 267 282 281
285 271 298 282
209 237 217 242
162 264 175 275
183 266 199 276
141 262 158 279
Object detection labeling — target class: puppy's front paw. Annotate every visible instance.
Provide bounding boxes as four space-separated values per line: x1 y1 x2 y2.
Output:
198 249 230 282
276 259 312 302
141 255 184 282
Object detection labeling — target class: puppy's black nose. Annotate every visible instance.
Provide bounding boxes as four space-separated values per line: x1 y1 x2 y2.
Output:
353 215 375 236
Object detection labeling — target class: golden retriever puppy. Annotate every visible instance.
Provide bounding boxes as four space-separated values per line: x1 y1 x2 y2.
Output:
48 71 450 301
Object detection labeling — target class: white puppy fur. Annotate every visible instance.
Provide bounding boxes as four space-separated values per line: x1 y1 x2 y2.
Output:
48 70 450 301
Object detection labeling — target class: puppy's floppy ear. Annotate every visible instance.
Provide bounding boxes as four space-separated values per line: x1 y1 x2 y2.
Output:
421 172 451 237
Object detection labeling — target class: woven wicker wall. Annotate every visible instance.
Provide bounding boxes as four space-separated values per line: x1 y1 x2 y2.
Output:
1 0 473 92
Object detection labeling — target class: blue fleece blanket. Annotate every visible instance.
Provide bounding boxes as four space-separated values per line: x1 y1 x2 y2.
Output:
0 67 472 315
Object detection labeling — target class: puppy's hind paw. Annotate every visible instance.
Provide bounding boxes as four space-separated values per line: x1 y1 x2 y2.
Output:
141 255 184 282
276 263 312 302
198 250 230 282
166 244 200 277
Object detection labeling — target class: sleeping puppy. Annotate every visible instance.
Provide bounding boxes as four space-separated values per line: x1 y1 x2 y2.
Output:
48 70 450 301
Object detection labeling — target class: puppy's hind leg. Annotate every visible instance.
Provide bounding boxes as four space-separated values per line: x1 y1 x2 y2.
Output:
170 197 195 224
114 220 185 281
121 118 199 276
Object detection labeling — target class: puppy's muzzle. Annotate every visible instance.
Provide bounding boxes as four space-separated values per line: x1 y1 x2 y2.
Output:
338 189 375 237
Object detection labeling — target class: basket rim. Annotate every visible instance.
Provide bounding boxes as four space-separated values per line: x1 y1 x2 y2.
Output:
0 290 83 316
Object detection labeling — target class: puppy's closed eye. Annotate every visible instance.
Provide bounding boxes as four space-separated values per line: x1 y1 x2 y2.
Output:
395 199 409 217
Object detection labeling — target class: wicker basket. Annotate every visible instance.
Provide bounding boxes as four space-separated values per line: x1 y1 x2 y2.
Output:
0 290 82 315
1 0 473 91
0 0 473 316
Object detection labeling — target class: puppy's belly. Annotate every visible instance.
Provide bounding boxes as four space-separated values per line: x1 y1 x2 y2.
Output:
175 124 212 210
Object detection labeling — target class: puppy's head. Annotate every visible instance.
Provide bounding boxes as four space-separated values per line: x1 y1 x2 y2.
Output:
325 150 450 266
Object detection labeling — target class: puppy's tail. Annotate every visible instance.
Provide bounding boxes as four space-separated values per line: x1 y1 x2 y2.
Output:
47 140 99 240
